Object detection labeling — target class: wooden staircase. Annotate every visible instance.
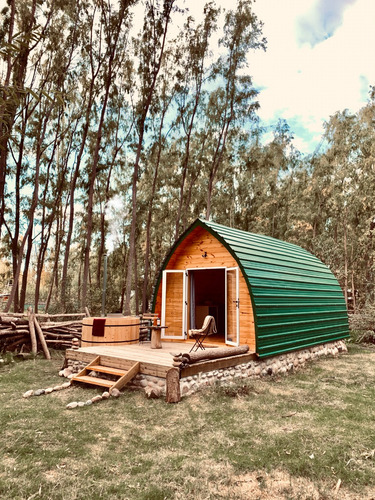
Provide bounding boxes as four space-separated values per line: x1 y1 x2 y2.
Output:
71 356 140 393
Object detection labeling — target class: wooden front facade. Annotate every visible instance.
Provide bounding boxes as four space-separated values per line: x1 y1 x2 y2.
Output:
153 226 255 350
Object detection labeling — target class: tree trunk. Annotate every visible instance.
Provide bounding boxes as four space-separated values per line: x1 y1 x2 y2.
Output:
4 103 44 312
205 118 231 221
96 163 113 287
174 100 199 240
19 227 33 312
343 210 348 306
0 0 16 234
45 217 61 312
61 19 99 311
142 106 169 312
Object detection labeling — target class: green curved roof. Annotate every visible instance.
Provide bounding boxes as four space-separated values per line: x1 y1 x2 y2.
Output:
154 218 349 357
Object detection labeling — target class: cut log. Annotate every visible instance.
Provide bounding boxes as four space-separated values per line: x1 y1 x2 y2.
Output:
0 316 28 325
27 308 37 354
4 333 28 343
0 328 30 337
165 368 181 403
0 312 27 318
39 321 82 329
6 336 29 349
43 331 76 339
34 316 51 360
182 345 249 364
45 340 72 347
36 313 86 319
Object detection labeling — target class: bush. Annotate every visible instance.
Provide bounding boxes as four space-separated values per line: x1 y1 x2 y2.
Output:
355 330 375 345
349 305 375 332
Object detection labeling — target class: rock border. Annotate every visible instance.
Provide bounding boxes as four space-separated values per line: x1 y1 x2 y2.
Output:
23 381 71 398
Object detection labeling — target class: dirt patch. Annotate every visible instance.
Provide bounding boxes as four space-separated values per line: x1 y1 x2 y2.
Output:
219 469 375 500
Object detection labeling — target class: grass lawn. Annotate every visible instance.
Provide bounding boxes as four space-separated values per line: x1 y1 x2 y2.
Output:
0 344 375 500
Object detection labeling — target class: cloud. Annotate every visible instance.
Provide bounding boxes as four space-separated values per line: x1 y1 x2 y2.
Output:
249 0 375 153
296 0 357 46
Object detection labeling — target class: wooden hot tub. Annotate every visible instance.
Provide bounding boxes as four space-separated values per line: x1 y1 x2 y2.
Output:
81 316 140 347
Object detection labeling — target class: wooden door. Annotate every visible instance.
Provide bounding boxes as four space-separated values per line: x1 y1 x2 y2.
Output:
226 267 239 345
161 270 187 339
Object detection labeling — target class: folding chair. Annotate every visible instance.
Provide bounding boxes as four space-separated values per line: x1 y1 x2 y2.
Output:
189 315 217 352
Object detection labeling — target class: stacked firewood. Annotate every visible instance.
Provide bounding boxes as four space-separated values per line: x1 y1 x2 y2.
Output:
0 310 85 358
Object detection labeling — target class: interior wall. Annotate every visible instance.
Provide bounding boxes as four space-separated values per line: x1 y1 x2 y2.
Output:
189 269 225 337
191 269 225 333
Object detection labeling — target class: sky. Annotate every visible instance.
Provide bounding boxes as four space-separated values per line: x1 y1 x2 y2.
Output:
244 0 375 154
2 0 374 156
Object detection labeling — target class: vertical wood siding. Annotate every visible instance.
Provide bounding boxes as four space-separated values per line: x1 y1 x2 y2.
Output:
154 226 255 349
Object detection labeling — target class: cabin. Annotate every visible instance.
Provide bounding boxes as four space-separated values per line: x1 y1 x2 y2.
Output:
66 218 349 402
152 218 349 357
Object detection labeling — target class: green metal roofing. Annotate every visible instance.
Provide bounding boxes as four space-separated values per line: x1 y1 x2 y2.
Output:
154 218 349 357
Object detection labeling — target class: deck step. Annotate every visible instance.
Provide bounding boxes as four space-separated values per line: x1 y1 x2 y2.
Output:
72 375 113 388
87 365 127 377
71 356 140 393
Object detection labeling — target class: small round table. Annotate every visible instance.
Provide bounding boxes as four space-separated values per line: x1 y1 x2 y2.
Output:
150 326 168 349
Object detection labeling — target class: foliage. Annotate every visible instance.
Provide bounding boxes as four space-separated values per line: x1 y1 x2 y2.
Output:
349 305 375 333
0 0 374 315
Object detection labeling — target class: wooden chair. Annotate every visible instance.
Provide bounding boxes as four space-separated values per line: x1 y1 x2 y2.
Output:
189 315 217 352
139 313 159 343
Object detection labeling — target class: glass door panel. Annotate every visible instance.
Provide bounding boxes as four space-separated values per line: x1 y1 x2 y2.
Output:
161 270 186 339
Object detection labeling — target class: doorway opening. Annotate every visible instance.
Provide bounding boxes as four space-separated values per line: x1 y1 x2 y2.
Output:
189 269 225 340
161 266 239 345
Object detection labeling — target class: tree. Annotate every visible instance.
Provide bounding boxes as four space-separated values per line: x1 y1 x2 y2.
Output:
173 2 219 238
81 0 135 310
123 0 176 315
204 0 266 220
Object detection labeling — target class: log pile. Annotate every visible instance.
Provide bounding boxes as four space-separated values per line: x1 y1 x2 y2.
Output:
0 311 85 358
172 345 250 369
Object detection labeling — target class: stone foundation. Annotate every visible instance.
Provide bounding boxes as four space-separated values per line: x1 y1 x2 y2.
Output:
179 340 347 397
65 340 347 399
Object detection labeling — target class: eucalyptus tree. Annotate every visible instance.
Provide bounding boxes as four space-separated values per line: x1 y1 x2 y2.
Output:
123 0 177 315
80 0 136 311
314 105 375 307
203 0 266 220
0 0 75 312
0 0 37 236
139 44 178 312
3 91 54 312
173 2 219 239
95 100 130 290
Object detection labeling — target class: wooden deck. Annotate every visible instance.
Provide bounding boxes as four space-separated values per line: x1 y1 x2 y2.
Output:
66 341 257 379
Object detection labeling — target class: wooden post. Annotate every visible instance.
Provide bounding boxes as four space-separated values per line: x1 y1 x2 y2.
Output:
27 307 37 354
34 316 51 360
150 327 162 349
165 368 180 403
